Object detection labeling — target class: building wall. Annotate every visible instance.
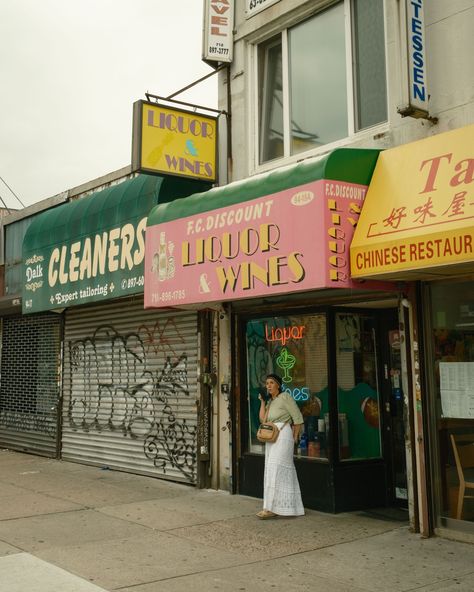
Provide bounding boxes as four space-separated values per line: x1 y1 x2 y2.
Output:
214 0 474 518
425 2 474 128
220 0 474 184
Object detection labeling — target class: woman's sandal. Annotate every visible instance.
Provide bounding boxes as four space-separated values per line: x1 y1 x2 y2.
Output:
256 510 276 519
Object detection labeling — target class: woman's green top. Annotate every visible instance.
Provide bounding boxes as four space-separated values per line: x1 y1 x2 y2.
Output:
266 392 304 424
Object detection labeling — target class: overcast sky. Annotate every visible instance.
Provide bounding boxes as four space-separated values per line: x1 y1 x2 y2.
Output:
0 0 218 208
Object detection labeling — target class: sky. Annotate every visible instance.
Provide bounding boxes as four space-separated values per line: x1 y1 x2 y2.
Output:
0 0 218 209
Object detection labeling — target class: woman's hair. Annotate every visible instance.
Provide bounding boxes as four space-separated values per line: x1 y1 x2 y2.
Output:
266 373 283 392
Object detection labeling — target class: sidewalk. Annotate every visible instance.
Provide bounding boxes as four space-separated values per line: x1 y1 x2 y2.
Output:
0 450 473 592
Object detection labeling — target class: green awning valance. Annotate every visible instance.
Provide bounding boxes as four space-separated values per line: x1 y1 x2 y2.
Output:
23 174 209 313
147 148 379 226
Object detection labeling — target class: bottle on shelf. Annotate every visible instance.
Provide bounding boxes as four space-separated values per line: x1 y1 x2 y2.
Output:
299 432 308 457
158 231 168 282
308 433 321 458
339 413 350 459
317 418 326 457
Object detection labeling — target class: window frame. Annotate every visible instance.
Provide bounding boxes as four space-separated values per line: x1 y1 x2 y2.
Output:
250 0 389 172
257 35 285 163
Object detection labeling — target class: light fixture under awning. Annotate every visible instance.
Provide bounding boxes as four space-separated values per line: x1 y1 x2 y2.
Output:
351 125 474 281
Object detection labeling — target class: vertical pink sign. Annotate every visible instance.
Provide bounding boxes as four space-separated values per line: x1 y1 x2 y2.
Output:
323 179 367 286
144 179 369 308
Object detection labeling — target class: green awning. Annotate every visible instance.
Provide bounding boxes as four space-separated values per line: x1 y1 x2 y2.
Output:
147 148 380 226
22 174 210 313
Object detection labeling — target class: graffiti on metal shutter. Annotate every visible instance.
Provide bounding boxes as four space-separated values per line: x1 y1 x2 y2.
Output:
67 321 196 481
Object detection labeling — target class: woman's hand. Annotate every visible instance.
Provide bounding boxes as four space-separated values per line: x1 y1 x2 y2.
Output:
292 423 303 442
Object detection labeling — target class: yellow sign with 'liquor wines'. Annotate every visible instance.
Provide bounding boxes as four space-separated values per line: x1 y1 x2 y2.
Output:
132 101 217 182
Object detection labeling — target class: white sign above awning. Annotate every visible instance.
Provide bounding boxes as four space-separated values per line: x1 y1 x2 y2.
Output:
202 0 234 64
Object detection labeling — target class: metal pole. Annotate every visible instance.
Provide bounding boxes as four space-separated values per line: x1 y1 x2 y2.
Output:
166 64 226 100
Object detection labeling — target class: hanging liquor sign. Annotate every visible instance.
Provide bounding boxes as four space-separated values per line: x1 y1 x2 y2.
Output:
202 0 234 64
245 0 281 19
132 101 217 182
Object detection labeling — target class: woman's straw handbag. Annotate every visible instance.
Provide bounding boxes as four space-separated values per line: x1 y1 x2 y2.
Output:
256 421 280 443
256 400 282 443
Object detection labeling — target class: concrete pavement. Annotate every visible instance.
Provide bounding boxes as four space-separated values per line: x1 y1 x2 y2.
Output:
0 449 473 591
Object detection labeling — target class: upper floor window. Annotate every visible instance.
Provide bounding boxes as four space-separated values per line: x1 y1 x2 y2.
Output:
258 0 387 165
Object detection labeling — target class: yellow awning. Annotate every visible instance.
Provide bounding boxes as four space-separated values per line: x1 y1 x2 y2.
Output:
351 125 474 280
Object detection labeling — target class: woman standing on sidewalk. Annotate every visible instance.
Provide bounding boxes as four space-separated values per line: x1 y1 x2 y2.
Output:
257 373 305 519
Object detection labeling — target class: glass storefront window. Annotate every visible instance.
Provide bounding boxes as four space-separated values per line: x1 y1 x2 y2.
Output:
336 313 382 461
246 314 328 459
431 281 474 523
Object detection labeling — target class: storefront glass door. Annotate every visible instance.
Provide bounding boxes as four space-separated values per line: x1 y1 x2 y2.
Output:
238 306 407 512
386 324 408 504
335 313 382 461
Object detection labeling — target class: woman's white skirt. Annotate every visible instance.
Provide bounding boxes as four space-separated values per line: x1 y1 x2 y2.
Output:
263 422 304 516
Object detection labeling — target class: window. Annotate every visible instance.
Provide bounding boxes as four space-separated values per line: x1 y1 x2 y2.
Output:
258 0 387 165
430 281 474 524
245 311 384 462
258 38 284 163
